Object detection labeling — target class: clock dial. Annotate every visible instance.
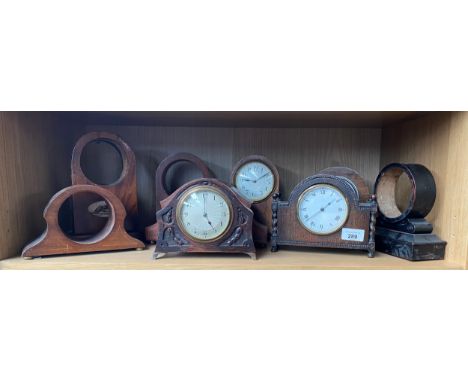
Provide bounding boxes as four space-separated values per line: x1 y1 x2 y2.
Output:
297 184 349 235
177 186 232 242
235 161 275 202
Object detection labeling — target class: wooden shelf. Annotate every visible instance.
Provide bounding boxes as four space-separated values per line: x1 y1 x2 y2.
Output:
1 111 466 269
60 111 430 129
0 246 460 270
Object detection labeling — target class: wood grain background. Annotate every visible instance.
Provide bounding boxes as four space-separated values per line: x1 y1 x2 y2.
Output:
80 124 382 231
0 112 77 260
2 111 466 269
381 111 468 267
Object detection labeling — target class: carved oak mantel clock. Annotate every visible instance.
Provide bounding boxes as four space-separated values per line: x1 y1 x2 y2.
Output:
155 178 256 260
271 167 377 257
231 155 279 245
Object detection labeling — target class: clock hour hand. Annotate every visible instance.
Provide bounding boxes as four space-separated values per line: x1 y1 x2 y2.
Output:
201 194 215 229
240 175 256 182
202 211 215 230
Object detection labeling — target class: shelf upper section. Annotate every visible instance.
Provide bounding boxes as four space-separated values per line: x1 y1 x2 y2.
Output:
58 111 431 129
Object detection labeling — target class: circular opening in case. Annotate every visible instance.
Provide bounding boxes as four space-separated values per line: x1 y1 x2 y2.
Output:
80 140 124 185
395 172 413 213
376 167 413 219
58 191 114 244
165 161 204 194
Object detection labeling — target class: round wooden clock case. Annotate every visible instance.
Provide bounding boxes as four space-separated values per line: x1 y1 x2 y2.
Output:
374 162 446 261
230 155 279 245
71 131 138 235
145 152 214 242
375 163 436 225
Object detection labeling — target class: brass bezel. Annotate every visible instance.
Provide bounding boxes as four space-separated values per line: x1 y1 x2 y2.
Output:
296 184 350 235
234 160 277 203
176 185 234 243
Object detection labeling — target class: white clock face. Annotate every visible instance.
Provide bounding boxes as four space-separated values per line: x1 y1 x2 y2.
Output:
177 186 232 242
235 161 275 202
297 184 349 235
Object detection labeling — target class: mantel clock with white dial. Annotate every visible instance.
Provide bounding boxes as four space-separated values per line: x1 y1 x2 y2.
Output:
271 167 377 257
231 155 279 245
155 178 256 259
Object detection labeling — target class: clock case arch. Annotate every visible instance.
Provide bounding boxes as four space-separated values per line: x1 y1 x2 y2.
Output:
271 167 377 257
155 178 256 260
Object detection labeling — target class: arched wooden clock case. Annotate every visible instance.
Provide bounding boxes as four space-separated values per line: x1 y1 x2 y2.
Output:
71 131 139 235
271 167 377 257
155 178 256 260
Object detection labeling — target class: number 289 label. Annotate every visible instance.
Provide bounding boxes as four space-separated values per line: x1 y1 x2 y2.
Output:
341 228 365 242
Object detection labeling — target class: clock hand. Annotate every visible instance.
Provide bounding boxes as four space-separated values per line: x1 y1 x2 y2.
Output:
202 212 215 230
306 200 334 221
321 200 333 210
203 193 207 215
256 173 270 181
242 173 268 184
306 209 322 221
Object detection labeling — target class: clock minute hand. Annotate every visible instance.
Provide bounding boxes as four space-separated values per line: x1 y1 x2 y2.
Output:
202 194 215 230
306 208 322 221
306 200 333 221
256 173 270 181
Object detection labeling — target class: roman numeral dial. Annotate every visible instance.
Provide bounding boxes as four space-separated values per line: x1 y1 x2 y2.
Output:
297 184 349 235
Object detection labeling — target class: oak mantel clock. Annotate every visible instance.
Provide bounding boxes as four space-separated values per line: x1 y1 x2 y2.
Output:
155 178 256 260
271 167 377 257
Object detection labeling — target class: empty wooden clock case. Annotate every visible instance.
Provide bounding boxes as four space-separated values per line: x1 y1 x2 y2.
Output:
374 162 446 261
71 131 138 235
145 152 214 242
271 167 377 257
155 178 256 260
22 185 145 259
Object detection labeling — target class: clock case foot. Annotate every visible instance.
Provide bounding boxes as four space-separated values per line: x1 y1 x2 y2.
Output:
154 251 257 260
375 227 446 261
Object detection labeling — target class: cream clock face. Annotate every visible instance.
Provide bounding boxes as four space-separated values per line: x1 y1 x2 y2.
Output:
235 161 275 202
177 186 232 242
297 184 349 235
